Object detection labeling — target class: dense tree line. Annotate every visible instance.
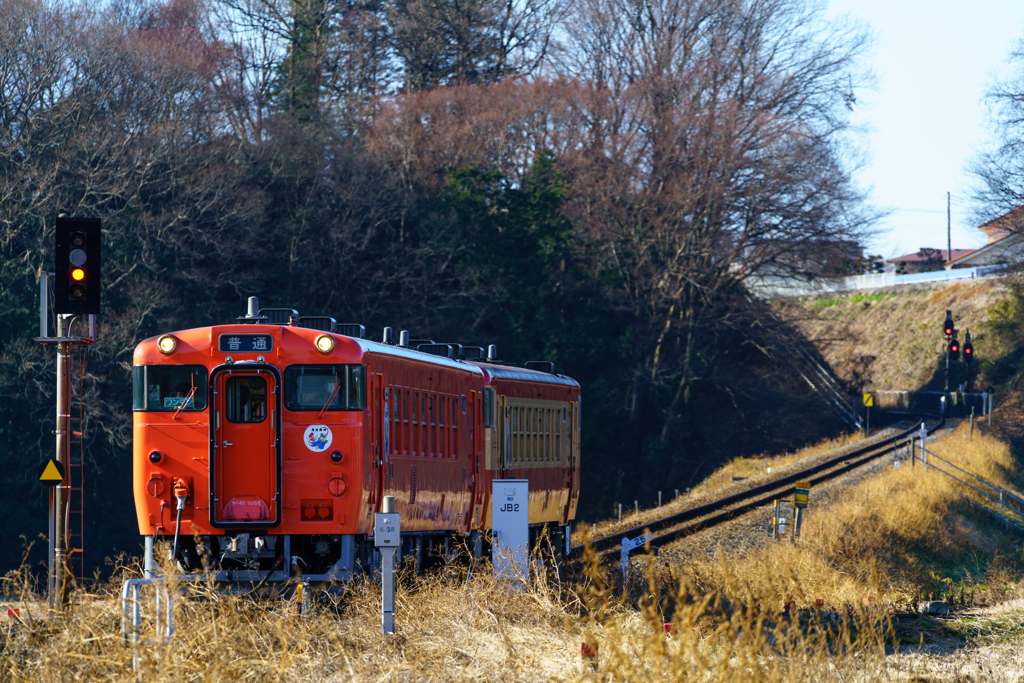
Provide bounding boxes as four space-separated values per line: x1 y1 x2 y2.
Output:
0 0 872 572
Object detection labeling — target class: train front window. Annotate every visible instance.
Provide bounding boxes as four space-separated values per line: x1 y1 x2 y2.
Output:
284 364 366 411
132 365 208 411
225 376 267 423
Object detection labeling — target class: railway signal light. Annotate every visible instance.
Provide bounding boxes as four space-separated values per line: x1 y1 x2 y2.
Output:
54 216 101 315
949 338 960 361
943 310 954 336
964 329 974 363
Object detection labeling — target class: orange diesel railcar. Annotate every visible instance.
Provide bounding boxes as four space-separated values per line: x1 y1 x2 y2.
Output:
133 299 580 582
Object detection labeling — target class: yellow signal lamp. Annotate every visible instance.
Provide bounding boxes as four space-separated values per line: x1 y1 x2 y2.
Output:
71 267 86 281
315 334 335 354
157 335 178 354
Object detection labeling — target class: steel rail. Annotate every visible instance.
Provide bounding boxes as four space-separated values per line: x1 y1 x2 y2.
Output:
572 415 943 559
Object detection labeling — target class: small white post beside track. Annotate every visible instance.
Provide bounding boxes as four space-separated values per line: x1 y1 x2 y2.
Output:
620 531 653 582
375 496 400 635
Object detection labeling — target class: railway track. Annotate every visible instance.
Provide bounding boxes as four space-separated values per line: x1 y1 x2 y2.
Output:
571 415 944 560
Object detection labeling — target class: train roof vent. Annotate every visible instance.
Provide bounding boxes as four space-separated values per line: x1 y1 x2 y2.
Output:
418 343 454 358
409 339 434 347
524 361 555 374
259 308 298 325
337 323 366 339
298 316 336 332
463 346 484 361
439 343 464 359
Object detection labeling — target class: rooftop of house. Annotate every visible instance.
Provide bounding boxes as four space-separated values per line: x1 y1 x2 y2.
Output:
887 249 974 264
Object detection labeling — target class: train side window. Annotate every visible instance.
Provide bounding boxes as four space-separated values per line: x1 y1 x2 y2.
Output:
555 406 561 462
510 407 516 463
533 407 538 462
225 375 267 423
461 395 466 414
483 388 494 428
391 390 399 456
421 393 428 456
400 390 408 455
452 397 459 457
133 365 208 412
543 409 549 462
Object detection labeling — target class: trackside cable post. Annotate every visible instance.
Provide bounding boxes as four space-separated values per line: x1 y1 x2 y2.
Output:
375 496 400 635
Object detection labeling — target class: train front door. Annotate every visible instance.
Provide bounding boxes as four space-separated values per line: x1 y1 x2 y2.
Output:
211 367 282 526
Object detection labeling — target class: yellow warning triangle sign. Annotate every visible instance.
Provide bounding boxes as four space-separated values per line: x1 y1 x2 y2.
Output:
38 459 65 485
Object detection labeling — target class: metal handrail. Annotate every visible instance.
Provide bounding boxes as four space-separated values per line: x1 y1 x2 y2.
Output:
921 447 1024 512
919 448 1024 531
122 577 173 670
955 493 1024 533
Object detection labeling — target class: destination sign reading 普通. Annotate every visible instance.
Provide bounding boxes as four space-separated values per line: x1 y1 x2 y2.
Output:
218 334 274 353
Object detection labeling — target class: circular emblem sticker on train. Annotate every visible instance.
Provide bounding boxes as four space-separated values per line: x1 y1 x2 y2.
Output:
304 425 333 452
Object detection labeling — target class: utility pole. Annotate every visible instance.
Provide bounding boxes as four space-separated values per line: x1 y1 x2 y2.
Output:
947 191 952 263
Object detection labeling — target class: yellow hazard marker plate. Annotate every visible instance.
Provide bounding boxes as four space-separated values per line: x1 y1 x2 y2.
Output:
862 392 874 407
794 481 811 508
38 459 65 486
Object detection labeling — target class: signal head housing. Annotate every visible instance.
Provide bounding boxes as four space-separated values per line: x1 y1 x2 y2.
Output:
54 216 101 315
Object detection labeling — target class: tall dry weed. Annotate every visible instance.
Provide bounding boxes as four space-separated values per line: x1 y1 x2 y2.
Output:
680 424 1024 614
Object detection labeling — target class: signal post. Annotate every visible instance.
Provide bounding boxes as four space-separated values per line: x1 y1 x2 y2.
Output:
35 216 101 608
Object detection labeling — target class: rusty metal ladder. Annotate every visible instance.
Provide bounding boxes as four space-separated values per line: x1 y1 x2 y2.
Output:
65 343 87 583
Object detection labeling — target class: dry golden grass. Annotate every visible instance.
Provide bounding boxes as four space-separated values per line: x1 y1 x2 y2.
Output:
677 423 1024 613
4 426 1022 681
1 551 897 682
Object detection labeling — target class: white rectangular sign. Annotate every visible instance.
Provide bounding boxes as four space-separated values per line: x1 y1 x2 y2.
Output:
492 479 529 588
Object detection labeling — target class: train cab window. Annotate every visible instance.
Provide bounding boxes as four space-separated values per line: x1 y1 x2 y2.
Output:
225 376 267 423
132 365 208 411
284 365 366 411
483 387 494 428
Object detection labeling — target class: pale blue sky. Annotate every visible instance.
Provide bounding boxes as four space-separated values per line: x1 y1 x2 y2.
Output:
826 0 1024 259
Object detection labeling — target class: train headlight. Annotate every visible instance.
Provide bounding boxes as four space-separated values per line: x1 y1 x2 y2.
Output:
157 335 178 354
315 334 334 354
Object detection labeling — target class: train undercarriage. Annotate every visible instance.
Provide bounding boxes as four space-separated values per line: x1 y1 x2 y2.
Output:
145 524 570 584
